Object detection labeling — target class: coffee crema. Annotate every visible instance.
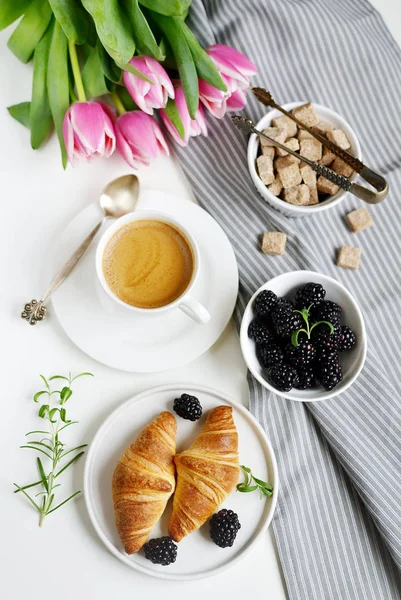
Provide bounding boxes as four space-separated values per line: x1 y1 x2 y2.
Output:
102 220 194 309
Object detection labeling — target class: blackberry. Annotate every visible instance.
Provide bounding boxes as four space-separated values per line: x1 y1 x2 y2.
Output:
248 319 274 344
285 340 316 368
271 304 302 338
254 290 278 316
295 282 326 310
319 360 343 391
339 326 357 351
311 321 341 350
317 348 340 365
268 363 299 392
143 537 177 566
173 393 202 421
294 365 316 390
313 300 342 323
210 509 241 548
256 343 283 368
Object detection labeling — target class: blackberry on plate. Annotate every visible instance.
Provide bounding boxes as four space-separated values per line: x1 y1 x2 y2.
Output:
248 319 274 344
271 305 302 338
295 282 326 309
339 326 357 351
254 290 278 316
319 360 343 391
311 321 341 350
143 537 177 566
294 365 316 390
313 300 342 323
268 363 299 392
285 340 316 368
173 393 202 421
256 343 283 368
209 509 241 548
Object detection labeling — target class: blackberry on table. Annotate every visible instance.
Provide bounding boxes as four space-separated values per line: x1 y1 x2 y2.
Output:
254 290 278 316
295 282 326 309
256 343 283 368
339 325 357 351
313 300 342 323
268 363 299 392
248 319 274 344
294 365 316 390
209 509 241 548
285 340 316 368
173 393 202 421
271 304 302 338
143 537 177 566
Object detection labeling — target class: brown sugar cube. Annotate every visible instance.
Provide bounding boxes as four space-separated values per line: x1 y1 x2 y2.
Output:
277 137 300 157
283 184 310 206
261 145 275 159
327 129 351 150
345 207 373 233
262 232 287 255
291 102 319 128
268 175 283 196
260 127 286 148
319 147 336 166
337 245 361 270
297 129 314 141
331 157 354 178
300 138 322 161
275 156 302 188
317 176 339 195
300 164 317 188
313 121 333 137
256 155 274 185
272 115 298 139
307 186 319 205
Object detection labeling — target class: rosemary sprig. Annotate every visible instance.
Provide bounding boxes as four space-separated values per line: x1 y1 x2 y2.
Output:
291 304 334 347
237 465 273 499
14 371 93 526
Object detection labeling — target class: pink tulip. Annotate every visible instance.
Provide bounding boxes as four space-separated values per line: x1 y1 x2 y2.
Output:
160 86 207 147
63 101 116 165
113 111 169 169
199 44 257 118
123 56 174 115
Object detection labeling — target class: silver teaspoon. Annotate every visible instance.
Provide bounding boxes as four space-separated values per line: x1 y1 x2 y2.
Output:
22 174 140 325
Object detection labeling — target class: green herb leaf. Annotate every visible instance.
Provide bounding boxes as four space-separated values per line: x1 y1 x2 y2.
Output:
139 0 191 16
33 390 48 403
13 484 41 512
0 0 32 31
122 0 165 60
7 102 31 129
236 483 258 493
48 0 90 45
40 375 50 390
70 372 94 382
20 446 52 460
60 444 87 458
47 490 81 514
36 458 48 492
237 465 274 498
48 375 69 381
38 404 49 418
240 465 252 474
55 451 85 478
7 0 53 64
309 320 334 335
30 21 53 149
162 97 185 139
47 20 69 167
59 408 71 423
48 408 59 423
27 441 53 452
60 387 72 403
25 430 49 436
13 480 42 493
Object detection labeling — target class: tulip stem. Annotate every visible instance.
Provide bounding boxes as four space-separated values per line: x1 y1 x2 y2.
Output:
110 91 126 116
68 41 86 103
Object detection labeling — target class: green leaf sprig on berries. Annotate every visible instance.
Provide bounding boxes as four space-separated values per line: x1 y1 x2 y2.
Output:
291 304 334 347
13 371 93 526
236 465 273 499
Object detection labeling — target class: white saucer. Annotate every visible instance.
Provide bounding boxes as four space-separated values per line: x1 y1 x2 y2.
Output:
83 383 279 581
51 190 238 372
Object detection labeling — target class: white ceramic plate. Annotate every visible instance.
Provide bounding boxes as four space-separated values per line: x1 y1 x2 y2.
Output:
50 190 238 372
84 384 279 581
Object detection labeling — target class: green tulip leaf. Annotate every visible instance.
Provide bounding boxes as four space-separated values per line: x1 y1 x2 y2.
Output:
48 0 90 45
7 102 31 129
122 0 164 60
139 0 191 17
97 40 121 83
30 20 54 149
47 21 69 168
7 0 53 64
82 44 109 98
163 97 185 139
0 0 32 31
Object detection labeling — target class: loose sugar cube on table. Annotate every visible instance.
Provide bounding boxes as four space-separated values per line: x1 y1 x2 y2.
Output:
317 175 339 195
283 184 310 206
262 232 287 255
275 156 302 188
277 137 300 157
291 102 319 128
345 207 373 233
256 155 274 185
327 129 351 150
337 245 361 270
272 115 298 139
300 138 322 161
332 157 354 178
260 127 286 148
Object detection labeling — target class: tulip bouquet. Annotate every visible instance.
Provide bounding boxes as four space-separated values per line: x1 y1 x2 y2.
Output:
2 0 256 169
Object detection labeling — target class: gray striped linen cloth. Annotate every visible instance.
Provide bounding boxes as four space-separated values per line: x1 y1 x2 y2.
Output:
173 0 401 598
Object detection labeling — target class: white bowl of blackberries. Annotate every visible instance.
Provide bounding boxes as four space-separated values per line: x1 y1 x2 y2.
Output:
240 271 367 402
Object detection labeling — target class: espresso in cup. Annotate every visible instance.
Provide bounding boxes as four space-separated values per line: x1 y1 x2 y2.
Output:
102 219 194 309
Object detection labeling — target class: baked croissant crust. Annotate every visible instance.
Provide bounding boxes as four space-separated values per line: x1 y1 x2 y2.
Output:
168 405 239 542
112 411 177 554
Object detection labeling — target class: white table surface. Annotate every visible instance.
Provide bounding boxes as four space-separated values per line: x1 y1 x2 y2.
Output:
1 2 399 598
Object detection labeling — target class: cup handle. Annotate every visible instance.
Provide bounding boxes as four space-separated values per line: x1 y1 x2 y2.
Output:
179 295 211 325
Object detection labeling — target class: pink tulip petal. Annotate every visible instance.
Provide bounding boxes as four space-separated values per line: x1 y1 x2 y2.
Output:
200 95 227 119
226 88 247 111
115 124 141 169
207 44 257 76
160 110 189 147
199 79 228 102
153 120 170 156
195 105 208 137
145 56 175 99
70 103 107 153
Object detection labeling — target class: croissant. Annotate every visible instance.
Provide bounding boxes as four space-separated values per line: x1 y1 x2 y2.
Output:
112 411 177 554
168 405 239 542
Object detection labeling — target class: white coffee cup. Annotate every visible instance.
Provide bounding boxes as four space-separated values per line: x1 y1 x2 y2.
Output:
95 209 211 325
